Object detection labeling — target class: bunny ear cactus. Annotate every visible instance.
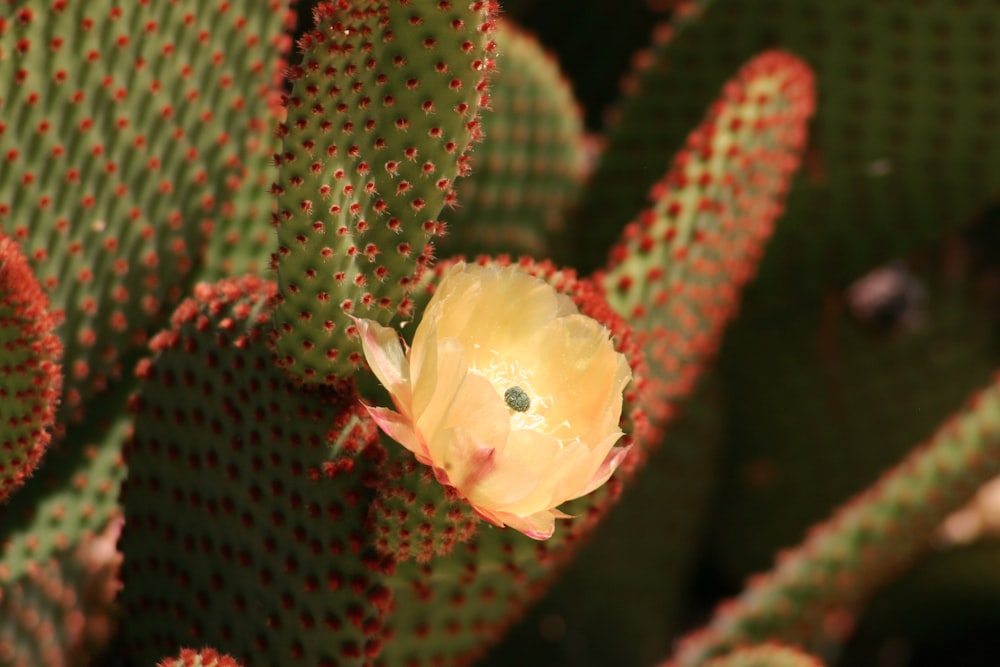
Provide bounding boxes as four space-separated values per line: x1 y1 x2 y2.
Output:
23 0 1000 664
270 0 499 385
0 233 61 503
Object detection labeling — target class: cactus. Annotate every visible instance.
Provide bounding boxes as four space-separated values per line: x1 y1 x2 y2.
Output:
270 1 498 384
0 233 61 503
5 1 1000 667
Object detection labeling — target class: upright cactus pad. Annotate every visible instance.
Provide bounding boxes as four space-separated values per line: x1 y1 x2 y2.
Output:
0 1 293 418
437 21 587 260
580 0 1000 297
602 50 815 424
271 1 498 384
0 232 61 504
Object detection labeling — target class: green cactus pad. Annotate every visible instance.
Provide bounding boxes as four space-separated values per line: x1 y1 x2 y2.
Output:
0 517 121 667
579 0 1000 299
668 361 1000 666
0 375 127 664
0 233 62 504
601 49 815 425
119 276 390 667
0 1 293 419
271 1 499 384
437 20 587 260
711 265 1000 582
0 377 127 587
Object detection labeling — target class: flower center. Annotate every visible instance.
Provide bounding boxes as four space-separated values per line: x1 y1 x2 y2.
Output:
469 349 556 433
504 386 530 412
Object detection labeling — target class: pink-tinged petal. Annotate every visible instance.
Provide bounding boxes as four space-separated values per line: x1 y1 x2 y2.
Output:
471 505 507 528
498 509 558 541
353 316 411 407
470 430 590 515
574 443 631 499
363 403 427 462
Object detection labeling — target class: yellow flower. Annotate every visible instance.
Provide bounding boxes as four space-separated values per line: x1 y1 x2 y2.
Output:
355 262 632 540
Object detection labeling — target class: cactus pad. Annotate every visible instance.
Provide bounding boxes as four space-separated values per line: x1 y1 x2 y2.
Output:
271 0 499 384
702 644 826 667
437 20 587 260
119 276 390 666
0 0 293 418
0 232 62 504
601 49 815 425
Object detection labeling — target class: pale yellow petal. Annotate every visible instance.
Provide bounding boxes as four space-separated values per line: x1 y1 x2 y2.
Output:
521 314 631 444
412 336 468 445
353 316 412 409
470 430 592 516
433 265 566 368
429 371 510 476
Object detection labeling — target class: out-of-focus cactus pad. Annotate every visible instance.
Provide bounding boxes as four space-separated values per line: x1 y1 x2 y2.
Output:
119 276 389 666
437 20 587 259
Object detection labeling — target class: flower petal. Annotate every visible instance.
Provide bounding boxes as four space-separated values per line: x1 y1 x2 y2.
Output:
572 443 631 499
521 314 631 444
413 337 482 455
427 372 510 480
363 404 427 463
353 316 412 409
429 264 570 369
470 429 592 515
498 509 558 541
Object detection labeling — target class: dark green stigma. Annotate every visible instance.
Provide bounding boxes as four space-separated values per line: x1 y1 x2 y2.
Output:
504 386 530 412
